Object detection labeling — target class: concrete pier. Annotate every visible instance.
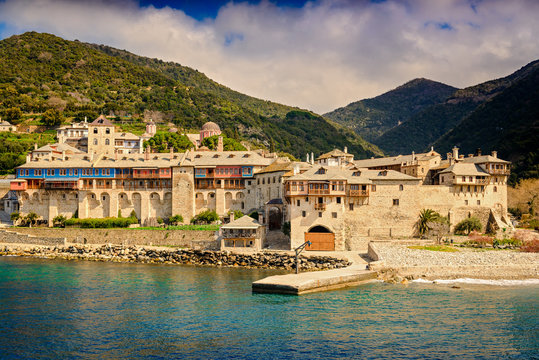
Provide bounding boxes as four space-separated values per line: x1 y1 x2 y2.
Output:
252 264 377 295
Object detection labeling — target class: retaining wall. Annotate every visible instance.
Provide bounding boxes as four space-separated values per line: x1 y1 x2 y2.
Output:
0 229 66 246
10 228 217 249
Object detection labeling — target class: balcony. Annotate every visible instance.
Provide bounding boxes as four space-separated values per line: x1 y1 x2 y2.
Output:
309 188 330 195
314 203 326 210
489 169 510 175
476 178 490 185
348 189 369 197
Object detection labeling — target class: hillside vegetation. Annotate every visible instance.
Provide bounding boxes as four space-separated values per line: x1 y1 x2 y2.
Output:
375 60 539 156
325 78 457 142
0 31 382 169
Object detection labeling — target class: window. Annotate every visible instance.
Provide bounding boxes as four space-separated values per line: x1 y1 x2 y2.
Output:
371 185 376 192
349 203 354 211
336 197 341 204
94 139 98 145
302 211 306 217
393 199 399 206
106 128 110 134
494 186 497 192
462 176 466 182
105 139 110 145
47 169 55 176
247 181 251 186
399 184 404 191
332 212 337 219
74 169 78 176
35 170 42 176
465 200 469 205
477 200 481 205
305 197 308 202
59 169 67 176
93 128 98 134
297 200 300 206
318 212 322 217
69 169 73 176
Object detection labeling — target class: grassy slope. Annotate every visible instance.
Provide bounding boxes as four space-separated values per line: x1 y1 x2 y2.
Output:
0 32 383 165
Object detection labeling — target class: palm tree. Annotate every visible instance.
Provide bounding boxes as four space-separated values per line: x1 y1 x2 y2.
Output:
25 212 38 228
417 209 441 236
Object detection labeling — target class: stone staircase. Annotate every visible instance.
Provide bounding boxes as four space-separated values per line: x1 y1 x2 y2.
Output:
264 230 290 250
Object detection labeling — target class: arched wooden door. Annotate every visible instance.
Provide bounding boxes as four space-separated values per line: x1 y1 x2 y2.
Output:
305 225 335 251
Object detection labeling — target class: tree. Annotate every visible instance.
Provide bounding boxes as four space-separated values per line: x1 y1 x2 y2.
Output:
417 209 442 236
201 135 246 151
190 210 219 224
41 109 63 127
10 212 20 225
454 217 482 235
24 212 39 227
52 215 67 228
4 107 23 124
169 214 184 225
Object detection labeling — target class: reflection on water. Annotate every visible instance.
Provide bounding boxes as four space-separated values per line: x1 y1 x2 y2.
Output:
0 257 537 359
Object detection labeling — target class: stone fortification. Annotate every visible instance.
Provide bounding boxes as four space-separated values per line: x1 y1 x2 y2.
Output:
0 244 351 271
9 228 217 249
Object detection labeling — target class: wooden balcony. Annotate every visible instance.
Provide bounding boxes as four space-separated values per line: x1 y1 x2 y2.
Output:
476 178 490 185
348 189 369 197
309 188 330 195
489 169 510 175
314 203 326 210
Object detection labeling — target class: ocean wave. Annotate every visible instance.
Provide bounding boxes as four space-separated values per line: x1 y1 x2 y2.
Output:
412 278 539 286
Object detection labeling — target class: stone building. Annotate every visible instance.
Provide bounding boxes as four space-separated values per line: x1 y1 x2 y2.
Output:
0 120 17 132
285 148 511 251
57 119 89 152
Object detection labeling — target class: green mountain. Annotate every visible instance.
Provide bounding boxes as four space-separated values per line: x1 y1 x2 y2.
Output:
433 64 539 184
0 31 382 163
324 78 457 142
374 60 539 155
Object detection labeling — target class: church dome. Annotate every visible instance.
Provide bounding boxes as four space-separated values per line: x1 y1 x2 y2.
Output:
201 121 220 132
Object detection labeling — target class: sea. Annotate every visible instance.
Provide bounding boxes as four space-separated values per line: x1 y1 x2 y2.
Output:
0 256 537 359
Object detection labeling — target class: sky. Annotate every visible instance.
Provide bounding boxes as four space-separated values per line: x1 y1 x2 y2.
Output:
0 0 538 114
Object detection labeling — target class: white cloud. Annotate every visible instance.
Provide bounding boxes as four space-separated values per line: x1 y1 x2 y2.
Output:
0 0 538 113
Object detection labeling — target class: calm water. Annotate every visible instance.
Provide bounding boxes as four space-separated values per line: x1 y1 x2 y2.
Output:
0 257 537 359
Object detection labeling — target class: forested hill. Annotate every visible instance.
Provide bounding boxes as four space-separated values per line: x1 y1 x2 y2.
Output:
433 64 539 184
374 60 539 156
324 78 457 142
0 32 382 160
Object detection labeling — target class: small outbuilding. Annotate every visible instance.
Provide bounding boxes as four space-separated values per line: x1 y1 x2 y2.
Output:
220 215 264 251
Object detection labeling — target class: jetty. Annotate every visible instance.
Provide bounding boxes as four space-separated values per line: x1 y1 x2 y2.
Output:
252 251 377 295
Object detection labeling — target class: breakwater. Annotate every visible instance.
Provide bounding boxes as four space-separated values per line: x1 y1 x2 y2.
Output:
0 244 351 271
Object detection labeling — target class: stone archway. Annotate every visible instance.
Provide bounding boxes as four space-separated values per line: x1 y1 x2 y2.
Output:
268 206 282 230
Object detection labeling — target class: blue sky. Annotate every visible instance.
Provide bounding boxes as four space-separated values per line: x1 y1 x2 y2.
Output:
138 0 310 19
0 0 537 113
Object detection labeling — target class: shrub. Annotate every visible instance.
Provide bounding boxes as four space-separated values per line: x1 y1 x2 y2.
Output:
118 209 122 218
454 217 482 235
64 217 137 228
520 240 539 253
282 221 291 237
249 211 259 220
157 217 164 225
10 212 20 223
466 231 493 248
493 237 522 249
190 210 219 224
129 210 138 219
52 215 67 228
41 109 63 127
169 214 183 225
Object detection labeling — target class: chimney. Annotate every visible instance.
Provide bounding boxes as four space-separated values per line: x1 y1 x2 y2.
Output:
258 212 264 225
310 152 314 165
468 154 473 158
145 146 150 160
452 146 459 160
459 155 464 159
491 151 497 158
84 116 87 123
230 212 235 222
306 153 309 163
34 143 38 150
217 136 224 152
476 148 482 156
344 146 348 153
26 153 31 162
293 163 300 175
62 150 65 161
412 151 415 161
170 147 174 160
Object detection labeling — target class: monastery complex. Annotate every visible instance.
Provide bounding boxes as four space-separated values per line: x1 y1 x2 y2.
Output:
10 117 513 251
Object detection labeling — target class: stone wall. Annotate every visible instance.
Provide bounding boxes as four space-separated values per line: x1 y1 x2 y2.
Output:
0 229 66 246
11 228 217 249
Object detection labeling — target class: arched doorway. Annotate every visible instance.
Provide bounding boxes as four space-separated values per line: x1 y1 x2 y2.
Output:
268 206 282 230
305 225 335 251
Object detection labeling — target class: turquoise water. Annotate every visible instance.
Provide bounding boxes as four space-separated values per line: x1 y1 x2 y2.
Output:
0 257 537 359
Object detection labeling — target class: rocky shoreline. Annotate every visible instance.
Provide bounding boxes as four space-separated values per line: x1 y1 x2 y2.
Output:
0 244 351 271
369 242 539 282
